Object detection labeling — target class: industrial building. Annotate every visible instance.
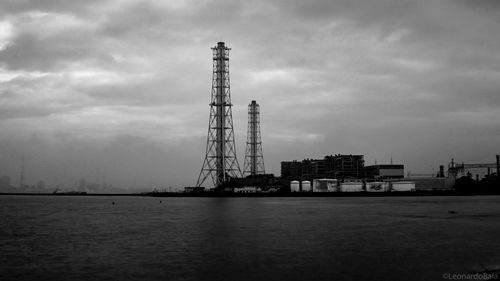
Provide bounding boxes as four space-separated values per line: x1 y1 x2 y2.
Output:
304 179 416 193
401 177 455 191
281 160 303 181
364 164 404 179
229 174 277 187
191 42 495 195
329 154 364 179
281 154 365 182
301 158 329 179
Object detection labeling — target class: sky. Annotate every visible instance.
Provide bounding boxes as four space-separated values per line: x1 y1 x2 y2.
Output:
0 0 499 190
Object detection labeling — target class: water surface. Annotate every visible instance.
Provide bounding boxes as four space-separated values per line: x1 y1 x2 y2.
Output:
1 195 500 280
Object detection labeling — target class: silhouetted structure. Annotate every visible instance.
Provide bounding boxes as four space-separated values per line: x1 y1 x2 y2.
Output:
184 186 205 193
364 164 404 179
281 160 302 180
243 100 265 176
497 154 499 176
438 165 445 178
329 154 364 179
281 154 365 182
448 155 499 179
197 42 242 188
302 158 329 179
454 175 500 194
226 174 277 188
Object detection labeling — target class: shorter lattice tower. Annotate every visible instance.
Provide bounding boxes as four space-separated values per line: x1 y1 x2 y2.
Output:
243 100 265 176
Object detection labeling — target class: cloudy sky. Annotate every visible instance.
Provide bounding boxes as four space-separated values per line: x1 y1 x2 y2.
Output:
0 0 499 190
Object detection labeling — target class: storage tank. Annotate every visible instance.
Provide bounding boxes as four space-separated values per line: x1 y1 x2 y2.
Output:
366 182 389 192
391 181 416 192
290 181 300 192
327 180 339 192
340 182 363 192
313 179 338 192
301 181 312 192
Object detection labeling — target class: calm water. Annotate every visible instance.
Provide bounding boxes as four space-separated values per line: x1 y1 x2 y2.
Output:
1 195 500 281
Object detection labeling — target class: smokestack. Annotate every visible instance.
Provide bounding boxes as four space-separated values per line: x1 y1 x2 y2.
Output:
439 165 444 178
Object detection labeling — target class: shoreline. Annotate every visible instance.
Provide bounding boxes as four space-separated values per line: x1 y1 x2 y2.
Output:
1 191 499 197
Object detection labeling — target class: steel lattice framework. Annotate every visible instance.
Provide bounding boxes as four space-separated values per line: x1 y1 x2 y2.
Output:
197 42 242 187
243 100 265 176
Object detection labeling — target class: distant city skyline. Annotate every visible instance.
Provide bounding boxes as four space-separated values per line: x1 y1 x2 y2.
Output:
0 0 499 189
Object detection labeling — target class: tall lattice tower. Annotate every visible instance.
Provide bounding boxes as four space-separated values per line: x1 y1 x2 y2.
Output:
243 100 265 176
197 42 242 188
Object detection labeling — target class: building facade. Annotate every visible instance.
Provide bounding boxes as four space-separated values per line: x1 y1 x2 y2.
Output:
281 160 302 180
329 154 364 179
364 164 404 179
281 154 365 182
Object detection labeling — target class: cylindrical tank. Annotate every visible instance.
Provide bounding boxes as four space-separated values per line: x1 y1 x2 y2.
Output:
366 182 389 192
290 181 300 192
391 181 416 192
327 180 338 192
340 182 363 192
301 181 311 192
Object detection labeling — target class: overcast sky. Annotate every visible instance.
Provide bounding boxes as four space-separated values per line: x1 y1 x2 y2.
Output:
0 0 499 190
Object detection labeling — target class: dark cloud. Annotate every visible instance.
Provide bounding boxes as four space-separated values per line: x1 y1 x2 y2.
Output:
0 32 95 71
0 0 499 188
0 0 105 17
98 2 175 38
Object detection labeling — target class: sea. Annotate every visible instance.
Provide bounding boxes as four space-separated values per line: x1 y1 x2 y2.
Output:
1 195 500 281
